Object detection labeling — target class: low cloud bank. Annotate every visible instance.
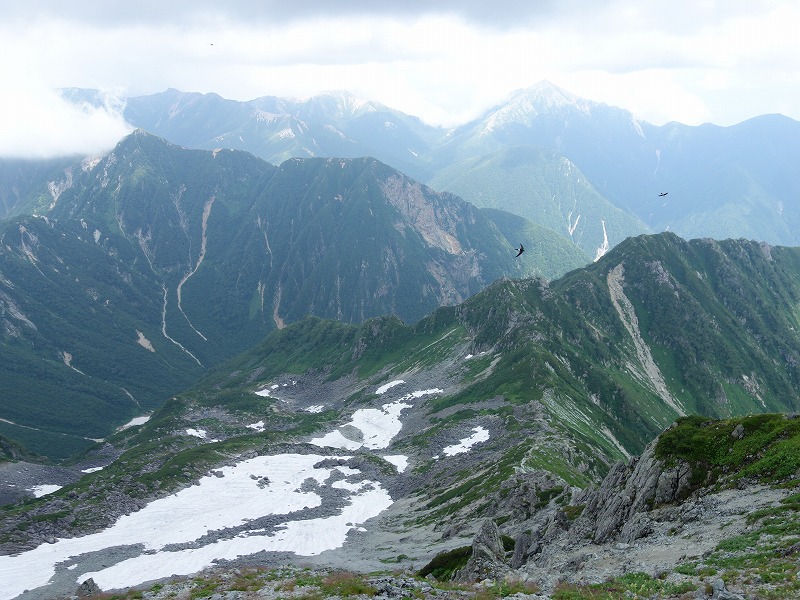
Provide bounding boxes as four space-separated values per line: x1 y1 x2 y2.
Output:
0 88 132 159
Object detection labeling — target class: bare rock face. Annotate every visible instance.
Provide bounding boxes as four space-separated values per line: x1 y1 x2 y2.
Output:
453 519 509 583
576 439 693 544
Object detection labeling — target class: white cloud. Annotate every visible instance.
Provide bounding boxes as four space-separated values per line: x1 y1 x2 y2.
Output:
1 1 799 157
0 87 132 159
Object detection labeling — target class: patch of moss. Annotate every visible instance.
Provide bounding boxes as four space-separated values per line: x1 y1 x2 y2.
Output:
418 546 472 581
654 414 800 493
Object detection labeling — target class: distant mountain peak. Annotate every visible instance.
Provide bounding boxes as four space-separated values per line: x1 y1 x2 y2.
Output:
306 90 382 117
520 80 586 110
476 80 647 139
480 81 598 133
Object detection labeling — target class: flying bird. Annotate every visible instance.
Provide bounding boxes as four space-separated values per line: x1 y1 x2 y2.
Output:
514 244 524 257
659 192 668 197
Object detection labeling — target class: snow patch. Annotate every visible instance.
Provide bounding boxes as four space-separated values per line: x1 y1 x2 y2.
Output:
594 219 610 262
118 415 150 431
309 400 411 450
442 426 490 456
376 380 404 395
30 484 61 498
310 389 441 451
136 330 155 352
0 454 391 599
382 455 409 473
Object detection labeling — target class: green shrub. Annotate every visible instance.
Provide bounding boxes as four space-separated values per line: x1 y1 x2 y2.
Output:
418 546 472 581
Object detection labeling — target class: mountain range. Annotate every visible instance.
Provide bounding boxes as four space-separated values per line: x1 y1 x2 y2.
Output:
0 130 588 458
0 81 799 599
1 232 800 598
51 81 800 252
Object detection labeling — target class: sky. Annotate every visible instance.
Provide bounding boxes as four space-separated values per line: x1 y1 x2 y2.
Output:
1 0 799 158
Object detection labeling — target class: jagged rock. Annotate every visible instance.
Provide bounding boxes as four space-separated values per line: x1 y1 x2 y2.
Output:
440 522 464 539
77 577 100 597
452 519 508 583
576 439 693 543
541 509 569 543
562 552 593 573
777 541 800 556
496 471 570 523
731 423 745 440
655 461 694 503
511 530 533 568
619 512 653 543
681 502 704 523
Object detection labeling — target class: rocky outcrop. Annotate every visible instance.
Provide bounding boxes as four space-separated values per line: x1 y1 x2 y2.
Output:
452 520 509 583
77 577 101 597
443 428 794 600
574 439 693 544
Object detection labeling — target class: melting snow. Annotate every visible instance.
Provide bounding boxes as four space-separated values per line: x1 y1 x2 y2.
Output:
135 330 155 352
309 401 411 450
310 389 441 451
30 485 61 498
81 467 104 474
305 405 325 413
0 454 390 599
594 219 610 262
247 421 265 432
375 380 404 394
382 455 409 473
442 427 490 456
2 386 448 597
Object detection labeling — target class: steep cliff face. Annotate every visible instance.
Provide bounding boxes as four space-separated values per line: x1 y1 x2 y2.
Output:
574 441 694 544
255 157 528 327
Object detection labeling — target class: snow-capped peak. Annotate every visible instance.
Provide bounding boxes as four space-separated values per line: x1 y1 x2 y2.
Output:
481 81 597 133
311 90 380 117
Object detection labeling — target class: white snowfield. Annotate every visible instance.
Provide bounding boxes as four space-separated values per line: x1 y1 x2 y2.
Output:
442 426 490 456
309 400 412 450
0 454 390 599
375 380 404 394
308 388 442 451
30 485 61 498
0 384 490 599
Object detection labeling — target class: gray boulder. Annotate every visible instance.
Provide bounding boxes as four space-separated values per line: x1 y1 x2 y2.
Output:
453 519 509 583
77 577 101 597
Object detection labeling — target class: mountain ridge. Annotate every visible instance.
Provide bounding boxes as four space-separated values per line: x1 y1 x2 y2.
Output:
2 232 800 597
54 81 796 250
0 131 577 458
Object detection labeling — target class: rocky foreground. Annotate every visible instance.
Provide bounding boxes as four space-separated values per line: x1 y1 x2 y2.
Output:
20 443 800 599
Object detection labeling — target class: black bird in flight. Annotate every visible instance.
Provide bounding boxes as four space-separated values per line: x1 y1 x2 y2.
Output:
514 244 524 257
658 192 668 197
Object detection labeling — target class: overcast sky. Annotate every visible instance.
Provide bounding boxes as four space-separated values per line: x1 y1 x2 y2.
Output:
2 0 799 158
